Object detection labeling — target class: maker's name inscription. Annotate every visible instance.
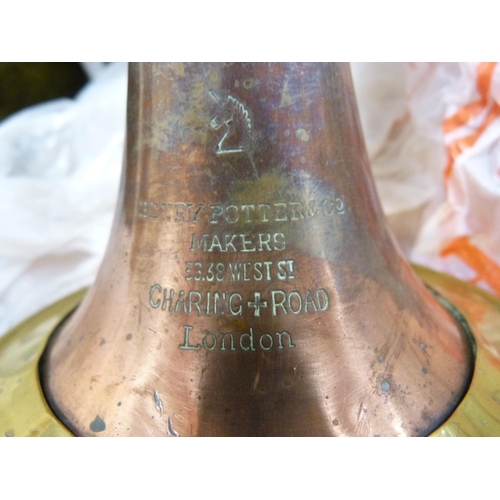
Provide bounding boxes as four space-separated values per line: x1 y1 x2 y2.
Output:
138 198 345 223
143 194 342 352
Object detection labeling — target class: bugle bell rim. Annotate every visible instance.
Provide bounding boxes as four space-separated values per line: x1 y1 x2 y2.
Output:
0 266 498 437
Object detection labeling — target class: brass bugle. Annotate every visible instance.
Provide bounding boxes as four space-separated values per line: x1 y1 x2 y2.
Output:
33 63 479 435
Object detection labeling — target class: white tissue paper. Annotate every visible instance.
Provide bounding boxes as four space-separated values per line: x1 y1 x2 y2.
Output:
1 62 499 338
353 62 500 296
0 62 127 336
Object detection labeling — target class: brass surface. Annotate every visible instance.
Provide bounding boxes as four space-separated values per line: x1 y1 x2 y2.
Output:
40 63 474 436
0 290 84 437
419 266 500 436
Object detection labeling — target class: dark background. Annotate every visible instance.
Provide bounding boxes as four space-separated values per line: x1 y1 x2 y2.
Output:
0 62 89 120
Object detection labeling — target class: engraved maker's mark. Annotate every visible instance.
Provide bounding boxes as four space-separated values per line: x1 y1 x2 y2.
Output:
209 90 257 177
209 90 252 154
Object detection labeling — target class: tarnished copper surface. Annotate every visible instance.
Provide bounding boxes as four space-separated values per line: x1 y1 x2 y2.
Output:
41 63 474 436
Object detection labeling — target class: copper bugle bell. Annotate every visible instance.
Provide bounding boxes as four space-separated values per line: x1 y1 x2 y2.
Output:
5 62 500 437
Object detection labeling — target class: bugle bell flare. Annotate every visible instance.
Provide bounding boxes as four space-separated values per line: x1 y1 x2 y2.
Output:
5 63 500 437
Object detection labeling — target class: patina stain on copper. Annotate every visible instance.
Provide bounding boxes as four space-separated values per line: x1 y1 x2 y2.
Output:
41 63 474 436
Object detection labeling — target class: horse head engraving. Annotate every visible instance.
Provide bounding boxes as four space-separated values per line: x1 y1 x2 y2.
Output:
209 90 253 155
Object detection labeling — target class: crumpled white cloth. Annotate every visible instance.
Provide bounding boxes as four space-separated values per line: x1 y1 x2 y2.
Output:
0 62 127 336
354 62 500 294
1 62 499 337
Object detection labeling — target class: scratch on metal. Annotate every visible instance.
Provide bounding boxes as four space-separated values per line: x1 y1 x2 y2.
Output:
154 389 163 415
167 417 179 437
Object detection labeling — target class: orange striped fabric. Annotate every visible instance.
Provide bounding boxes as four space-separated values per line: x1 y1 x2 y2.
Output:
443 63 499 184
439 63 500 294
441 236 500 296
